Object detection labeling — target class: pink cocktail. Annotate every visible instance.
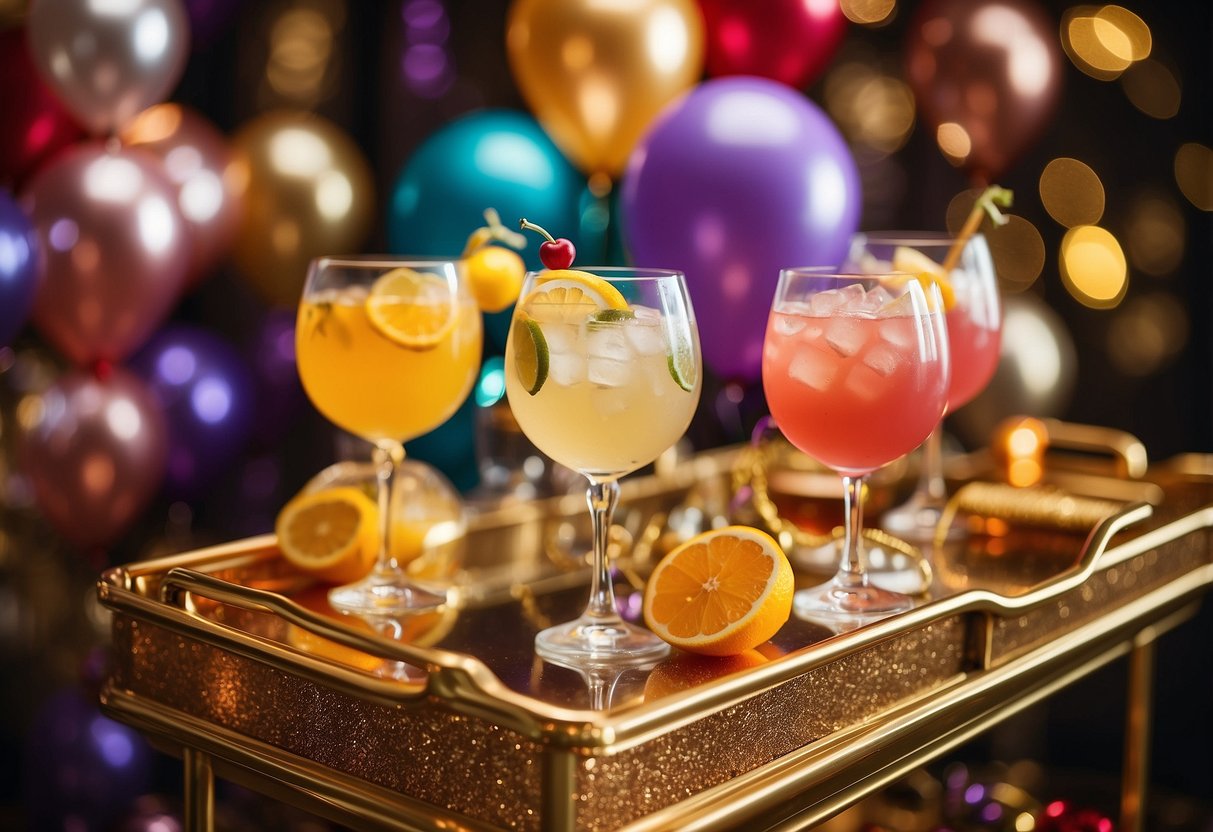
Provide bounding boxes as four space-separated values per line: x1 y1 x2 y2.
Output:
764 307 948 476
763 271 949 618
946 284 1002 410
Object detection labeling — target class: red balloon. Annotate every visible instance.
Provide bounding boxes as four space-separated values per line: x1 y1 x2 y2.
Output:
698 0 847 89
905 0 1063 183
122 104 244 288
20 366 168 550
21 143 190 366
0 29 84 187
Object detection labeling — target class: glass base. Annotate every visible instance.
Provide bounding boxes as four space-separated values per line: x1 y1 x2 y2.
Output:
880 490 965 543
328 572 447 617
535 616 670 665
793 579 915 620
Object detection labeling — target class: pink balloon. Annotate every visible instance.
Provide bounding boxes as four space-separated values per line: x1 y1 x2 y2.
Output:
698 0 847 89
22 143 190 366
27 0 190 136
20 366 168 550
122 104 244 287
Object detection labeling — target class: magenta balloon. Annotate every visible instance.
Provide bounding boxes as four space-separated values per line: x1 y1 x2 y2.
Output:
22 143 189 366
123 104 244 287
0 28 84 187
622 77 861 382
27 0 190 135
20 366 168 549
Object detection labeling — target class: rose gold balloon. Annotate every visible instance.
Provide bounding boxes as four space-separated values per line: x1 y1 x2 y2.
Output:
123 104 243 288
22 143 189 366
507 0 705 180
905 0 1062 183
27 0 189 135
20 366 168 550
229 111 374 307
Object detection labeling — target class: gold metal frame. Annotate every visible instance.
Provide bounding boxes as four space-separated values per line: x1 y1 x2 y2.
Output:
98 451 1213 831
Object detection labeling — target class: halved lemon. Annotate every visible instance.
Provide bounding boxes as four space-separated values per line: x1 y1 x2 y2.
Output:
276 487 378 583
366 267 458 349
890 246 956 311
643 526 793 657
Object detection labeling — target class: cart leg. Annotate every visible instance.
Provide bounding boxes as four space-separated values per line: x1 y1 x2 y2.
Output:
183 748 216 832
1120 636 1154 832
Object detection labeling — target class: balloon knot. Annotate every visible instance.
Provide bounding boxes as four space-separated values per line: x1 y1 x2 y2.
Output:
92 359 113 381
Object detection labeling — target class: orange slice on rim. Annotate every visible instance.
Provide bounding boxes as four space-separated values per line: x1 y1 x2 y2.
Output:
366 267 458 349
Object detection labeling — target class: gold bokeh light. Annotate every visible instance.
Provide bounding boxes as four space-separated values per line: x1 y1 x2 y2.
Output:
840 0 896 26
1174 143 1213 211
936 123 972 167
824 62 916 155
1060 225 1128 308
1062 5 1152 81
947 189 1046 290
1107 293 1188 376
1125 193 1185 276
1121 58 1181 119
1039 158 1105 228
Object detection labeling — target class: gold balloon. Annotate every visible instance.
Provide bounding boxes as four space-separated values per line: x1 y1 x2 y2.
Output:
507 0 704 181
229 111 374 307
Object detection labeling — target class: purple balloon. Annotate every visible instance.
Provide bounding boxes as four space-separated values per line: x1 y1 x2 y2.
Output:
622 77 861 382
0 189 39 346
246 308 304 446
22 687 154 830
132 324 255 499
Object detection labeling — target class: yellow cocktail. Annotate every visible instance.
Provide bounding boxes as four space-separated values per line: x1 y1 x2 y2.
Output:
504 267 701 664
296 258 482 616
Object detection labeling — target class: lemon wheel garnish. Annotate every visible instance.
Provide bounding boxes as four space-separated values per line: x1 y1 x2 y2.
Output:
524 269 630 314
366 267 458 350
890 246 956 311
276 487 378 584
512 315 549 395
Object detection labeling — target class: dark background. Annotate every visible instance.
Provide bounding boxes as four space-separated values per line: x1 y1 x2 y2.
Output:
1 0 1210 828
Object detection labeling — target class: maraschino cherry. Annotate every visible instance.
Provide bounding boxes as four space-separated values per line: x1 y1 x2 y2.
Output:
519 218 576 270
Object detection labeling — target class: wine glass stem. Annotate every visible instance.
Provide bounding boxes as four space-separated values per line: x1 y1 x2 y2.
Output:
583 478 621 621
836 475 870 591
372 440 406 577
920 426 947 502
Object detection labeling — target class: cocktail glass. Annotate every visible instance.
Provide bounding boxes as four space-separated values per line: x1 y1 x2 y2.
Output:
762 269 949 618
850 233 1001 541
296 257 482 616
505 268 701 664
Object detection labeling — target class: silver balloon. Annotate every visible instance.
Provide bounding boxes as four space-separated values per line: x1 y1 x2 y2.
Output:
952 292 1078 446
27 0 190 136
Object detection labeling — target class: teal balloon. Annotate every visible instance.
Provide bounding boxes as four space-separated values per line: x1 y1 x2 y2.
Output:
389 108 586 268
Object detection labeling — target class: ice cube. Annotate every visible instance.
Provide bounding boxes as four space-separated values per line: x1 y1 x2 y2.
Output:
543 322 582 355
878 316 917 351
862 341 902 377
585 322 633 387
809 289 846 315
865 285 893 309
774 313 807 337
548 351 587 385
644 358 670 397
838 282 867 308
824 317 866 357
622 317 666 355
788 348 834 391
843 365 887 403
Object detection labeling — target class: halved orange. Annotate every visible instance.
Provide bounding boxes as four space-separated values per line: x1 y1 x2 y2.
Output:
643 526 793 656
276 487 378 583
366 267 458 349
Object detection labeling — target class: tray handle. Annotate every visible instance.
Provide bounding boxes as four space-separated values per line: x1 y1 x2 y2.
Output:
158 567 495 702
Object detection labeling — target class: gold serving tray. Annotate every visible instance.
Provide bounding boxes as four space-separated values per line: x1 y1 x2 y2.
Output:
98 447 1213 832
